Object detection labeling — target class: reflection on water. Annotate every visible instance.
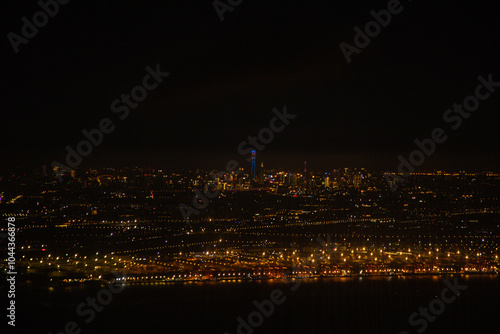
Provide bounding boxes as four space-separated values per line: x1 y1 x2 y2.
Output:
14 274 500 334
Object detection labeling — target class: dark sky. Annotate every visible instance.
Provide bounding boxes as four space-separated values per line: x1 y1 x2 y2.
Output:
1 0 499 171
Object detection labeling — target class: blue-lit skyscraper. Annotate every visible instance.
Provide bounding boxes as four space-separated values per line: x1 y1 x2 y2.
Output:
251 150 256 180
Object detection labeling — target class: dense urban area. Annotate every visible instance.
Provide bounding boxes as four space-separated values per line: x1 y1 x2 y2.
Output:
1 165 499 286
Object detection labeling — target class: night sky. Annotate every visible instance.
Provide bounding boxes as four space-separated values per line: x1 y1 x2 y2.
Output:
2 0 499 171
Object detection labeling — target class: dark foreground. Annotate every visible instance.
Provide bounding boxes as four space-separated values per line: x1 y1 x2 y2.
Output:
10 274 500 334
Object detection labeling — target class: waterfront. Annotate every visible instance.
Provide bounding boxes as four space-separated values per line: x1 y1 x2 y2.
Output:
13 274 500 334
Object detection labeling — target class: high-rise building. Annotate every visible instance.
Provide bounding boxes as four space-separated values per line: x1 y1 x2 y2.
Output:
259 162 264 183
250 150 256 180
304 161 307 184
324 175 330 187
353 174 362 188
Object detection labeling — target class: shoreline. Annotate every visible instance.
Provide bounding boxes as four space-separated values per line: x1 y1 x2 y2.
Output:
121 271 499 285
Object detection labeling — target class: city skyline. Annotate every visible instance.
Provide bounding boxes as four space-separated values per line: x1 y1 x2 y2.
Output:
2 1 499 333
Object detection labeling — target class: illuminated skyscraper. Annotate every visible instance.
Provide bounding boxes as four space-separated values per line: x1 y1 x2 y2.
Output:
250 150 256 180
304 161 307 181
324 174 330 187
259 162 264 183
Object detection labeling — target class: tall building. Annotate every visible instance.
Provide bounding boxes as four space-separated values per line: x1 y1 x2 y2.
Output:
353 174 362 188
259 162 264 183
324 175 330 187
304 161 307 184
250 150 256 180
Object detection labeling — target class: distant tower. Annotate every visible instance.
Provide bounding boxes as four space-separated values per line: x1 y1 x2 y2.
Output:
259 162 264 183
251 150 256 180
304 161 307 184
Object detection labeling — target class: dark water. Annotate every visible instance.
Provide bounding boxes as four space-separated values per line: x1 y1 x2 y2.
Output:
9 275 500 334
